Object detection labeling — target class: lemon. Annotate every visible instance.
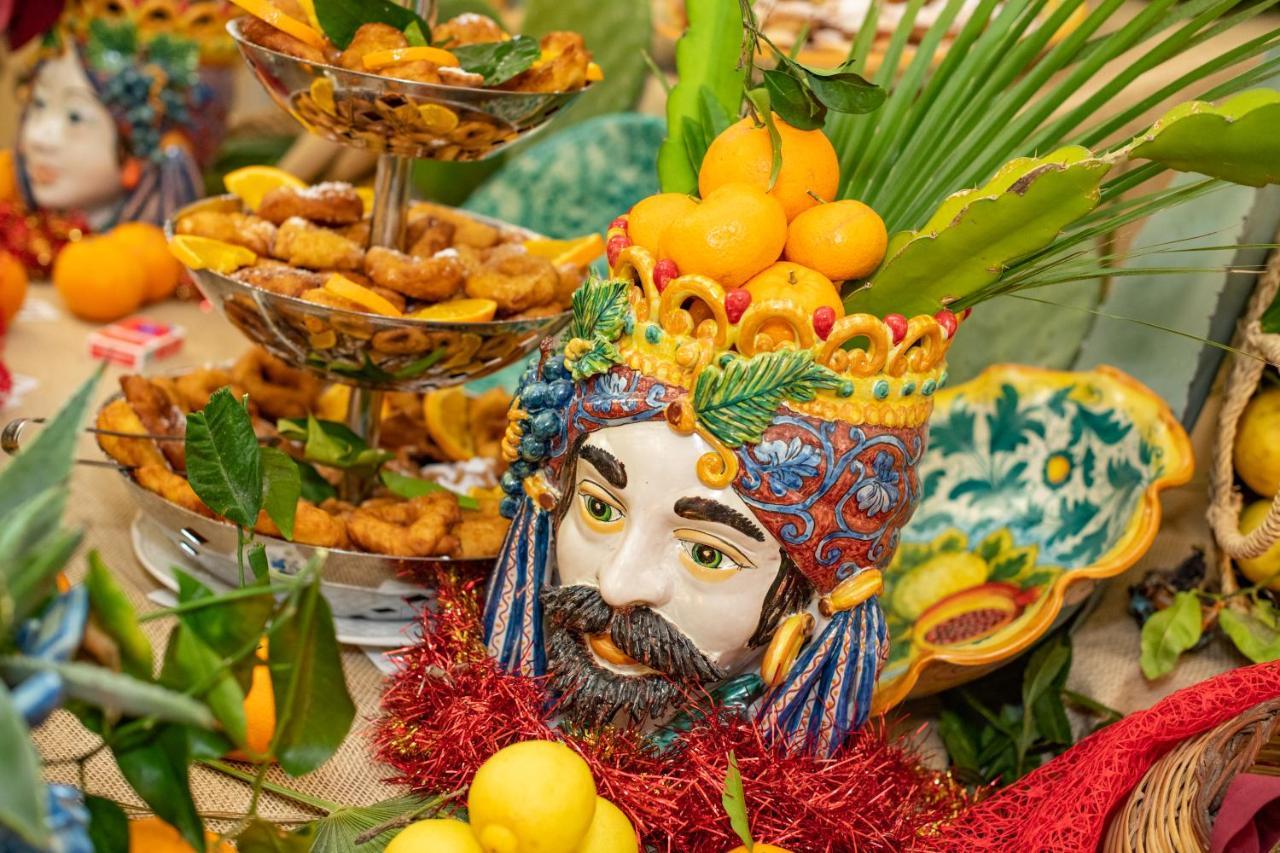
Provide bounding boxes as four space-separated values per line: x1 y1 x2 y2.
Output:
1235 388 1280 497
409 298 499 323
385 819 483 853
168 235 256 274
468 740 597 853
573 798 637 853
890 551 990 621
424 388 475 461
1237 500 1280 589
223 164 307 211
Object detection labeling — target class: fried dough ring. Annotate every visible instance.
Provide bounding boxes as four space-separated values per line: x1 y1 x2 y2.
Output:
347 492 460 557
231 348 322 420
174 368 239 413
364 246 464 301
135 465 212 517
177 211 277 256
272 217 364 271
254 502 350 549
257 183 364 227
96 399 168 469
119 375 187 471
464 244 557 315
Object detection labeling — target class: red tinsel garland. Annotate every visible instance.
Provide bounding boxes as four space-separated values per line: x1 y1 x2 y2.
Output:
0 200 91 279
375 568 969 852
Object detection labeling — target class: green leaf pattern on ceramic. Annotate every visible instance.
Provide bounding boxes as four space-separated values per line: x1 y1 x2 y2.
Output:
692 349 843 448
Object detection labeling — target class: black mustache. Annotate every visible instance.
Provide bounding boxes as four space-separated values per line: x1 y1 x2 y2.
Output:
542 584 725 684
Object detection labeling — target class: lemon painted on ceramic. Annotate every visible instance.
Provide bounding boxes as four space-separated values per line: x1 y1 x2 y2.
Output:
468 740 598 853
1235 388 1280 497
168 234 256 274
223 164 307 211
573 797 638 853
890 551 990 621
385 818 483 853
1237 500 1280 589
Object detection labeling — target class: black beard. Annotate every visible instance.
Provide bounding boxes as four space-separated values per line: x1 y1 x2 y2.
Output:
542 584 727 728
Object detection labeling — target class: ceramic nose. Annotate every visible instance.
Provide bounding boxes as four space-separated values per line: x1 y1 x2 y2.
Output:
597 533 673 610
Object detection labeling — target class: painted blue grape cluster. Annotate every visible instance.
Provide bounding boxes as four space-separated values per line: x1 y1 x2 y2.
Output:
498 353 573 518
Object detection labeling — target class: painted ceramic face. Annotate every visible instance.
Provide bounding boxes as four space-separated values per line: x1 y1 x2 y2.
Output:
548 420 802 726
19 49 123 227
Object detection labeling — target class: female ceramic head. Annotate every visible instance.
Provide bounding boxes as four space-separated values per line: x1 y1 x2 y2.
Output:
15 1 233 229
484 241 955 756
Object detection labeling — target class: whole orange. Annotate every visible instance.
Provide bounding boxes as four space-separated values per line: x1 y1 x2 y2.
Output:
111 222 184 302
627 192 698 255
661 183 787 287
54 237 145 323
0 249 28 328
699 115 840 221
743 261 844 344
784 200 888 281
227 644 276 763
127 816 233 852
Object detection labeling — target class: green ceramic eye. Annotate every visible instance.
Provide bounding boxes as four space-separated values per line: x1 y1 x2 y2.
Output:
584 495 617 522
689 543 725 569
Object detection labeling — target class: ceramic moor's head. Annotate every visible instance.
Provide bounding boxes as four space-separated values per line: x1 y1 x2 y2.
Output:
16 0 234 229
484 237 955 756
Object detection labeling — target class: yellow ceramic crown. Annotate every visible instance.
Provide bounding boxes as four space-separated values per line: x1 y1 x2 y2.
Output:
68 0 237 61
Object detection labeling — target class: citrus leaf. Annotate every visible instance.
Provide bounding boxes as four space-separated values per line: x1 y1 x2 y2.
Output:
85 795 129 853
295 458 338 505
380 470 478 510
763 67 826 131
1139 591 1202 679
746 89 783 189
112 725 204 851
1128 90 1280 188
86 551 153 680
312 0 428 49
171 570 273 689
0 683 48 848
693 349 842 448
802 61 885 115
849 151 1112 317
1220 607 1280 664
261 447 301 542
160 623 248 748
721 752 752 850
185 389 262 529
452 36 540 86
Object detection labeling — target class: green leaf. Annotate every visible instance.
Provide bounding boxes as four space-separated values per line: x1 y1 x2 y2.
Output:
657 0 746 193
278 416 394 472
404 19 429 47
0 683 49 849
171 571 273 688
312 0 429 49
185 389 262 529
569 275 631 342
239 818 312 853
86 551 153 680
746 89 784 189
1220 606 1280 664
763 67 826 131
1128 89 1280 187
1022 633 1073 747
85 795 129 853
161 623 248 747
0 488 75 625
451 35 541 86
721 752 752 851
249 545 270 585
0 368 99 521
802 61 886 115
269 568 355 776
692 349 843 448
112 725 204 851
0 657 214 728
566 337 622 381
306 794 449 852
379 469 478 510
937 709 980 775
261 447 301 542
849 151 1112 316
1139 590 1203 679
295 459 338 505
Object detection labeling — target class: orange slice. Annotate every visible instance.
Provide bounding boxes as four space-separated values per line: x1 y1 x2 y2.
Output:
522 234 605 268
168 235 256 274
408 298 498 323
587 62 604 82
228 0 327 48
362 47 460 71
323 274 403 316
224 165 306 211
424 388 474 460
354 186 375 214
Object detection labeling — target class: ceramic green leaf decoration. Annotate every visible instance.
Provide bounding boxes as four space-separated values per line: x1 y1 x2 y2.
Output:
569 276 630 342
847 153 1112 317
691 349 843 447
1129 90 1280 188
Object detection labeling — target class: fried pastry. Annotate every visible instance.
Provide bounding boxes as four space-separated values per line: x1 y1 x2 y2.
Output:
433 13 508 47
255 501 349 548
502 32 590 93
119 375 187 471
233 265 325 298
337 22 407 70
272 217 364 270
174 368 240 413
231 347 323 420
364 246 465 301
241 17 330 64
96 399 168 469
464 244 557 315
404 215 455 257
347 493 461 557
135 465 211 517
257 183 364 227
409 203 501 249
176 211 276 256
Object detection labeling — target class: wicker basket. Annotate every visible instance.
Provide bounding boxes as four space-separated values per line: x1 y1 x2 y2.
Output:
1103 698 1280 852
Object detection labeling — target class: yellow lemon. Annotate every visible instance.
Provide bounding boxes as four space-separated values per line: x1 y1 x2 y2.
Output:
468 740 597 853
424 387 475 460
1237 500 1280 589
573 798 637 853
890 551 990 621
385 819 483 853
1235 388 1280 497
223 164 307 211
409 298 499 323
168 235 257 274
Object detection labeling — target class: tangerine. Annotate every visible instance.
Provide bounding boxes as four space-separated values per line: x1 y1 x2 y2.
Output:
227 649 275 763
743 261 844 345
126 816 233 852
111 222 184 303
699 115 840 221
53 237 145 324
661 183 786 287
0 249 28 328
626 192 699 255
784 199 888 281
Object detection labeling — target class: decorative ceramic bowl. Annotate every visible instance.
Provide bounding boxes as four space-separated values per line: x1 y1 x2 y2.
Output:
168 196 571 392
228 18 588 161
874 364 1193 708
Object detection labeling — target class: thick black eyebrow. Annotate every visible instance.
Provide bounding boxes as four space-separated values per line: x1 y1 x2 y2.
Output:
579 445 626 489
674 496 766 542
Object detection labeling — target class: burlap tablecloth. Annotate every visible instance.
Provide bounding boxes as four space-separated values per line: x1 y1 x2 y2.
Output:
0 284 1243 821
